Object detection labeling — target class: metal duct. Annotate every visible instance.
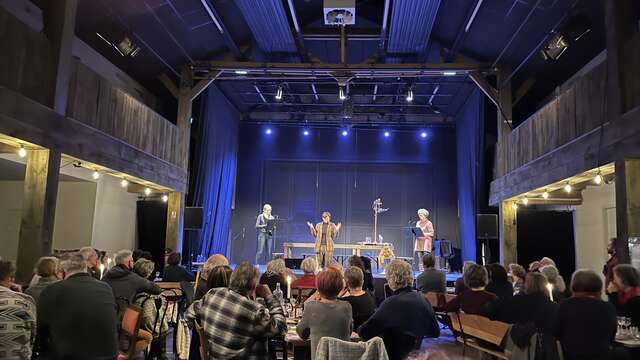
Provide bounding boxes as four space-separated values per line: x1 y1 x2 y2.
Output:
234 0 297 53
387 0 441 54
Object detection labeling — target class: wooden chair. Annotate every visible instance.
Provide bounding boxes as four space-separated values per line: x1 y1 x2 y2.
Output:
424 292 456 309
194 320 208 359
449 312 510 359
116 305 146 360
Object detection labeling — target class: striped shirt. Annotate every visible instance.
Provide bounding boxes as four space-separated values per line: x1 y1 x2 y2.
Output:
185 287 286 359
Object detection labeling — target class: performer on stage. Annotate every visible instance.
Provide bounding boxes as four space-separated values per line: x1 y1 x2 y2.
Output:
307 212 341 269
414 208 435 271
255 204 274 265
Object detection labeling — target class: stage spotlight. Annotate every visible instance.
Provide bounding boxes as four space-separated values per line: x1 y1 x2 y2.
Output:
144 188 151 196
541 33 569 60
564 182 572 193
92 171 100 180
18 146 27 158
339 86 347 101
542 190 549 199
341 129 349 137
275 85 284 100
420 131 427 139
384 131 390 138
265 128 272 135
406 88 414 102
121 179 128 188
303 129 310 136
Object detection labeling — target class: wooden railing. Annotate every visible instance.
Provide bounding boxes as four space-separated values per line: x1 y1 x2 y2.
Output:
496 60 607 177
66 60 182 166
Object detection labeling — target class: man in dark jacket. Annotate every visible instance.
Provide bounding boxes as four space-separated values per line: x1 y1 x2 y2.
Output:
103 249 162 304
35 253 118 360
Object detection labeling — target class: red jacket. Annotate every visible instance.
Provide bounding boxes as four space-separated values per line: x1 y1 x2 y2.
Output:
291 273 316 289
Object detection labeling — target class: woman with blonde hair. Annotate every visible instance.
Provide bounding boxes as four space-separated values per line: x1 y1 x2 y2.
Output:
540 265 568 302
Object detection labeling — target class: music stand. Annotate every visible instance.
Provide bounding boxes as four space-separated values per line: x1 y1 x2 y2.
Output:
410 227 425 238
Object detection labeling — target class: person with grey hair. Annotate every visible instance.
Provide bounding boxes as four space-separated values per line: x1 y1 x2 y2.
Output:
35 253 118 359
186 262 287 358
540 265 569 302
103 249 161 303
259 258 295 298
132 259 169 358
339 267 376 329
413 208 435 271
358 260 439 360
292 257 317 289
444 263 497 314
255 203 275 265
79 246 100 280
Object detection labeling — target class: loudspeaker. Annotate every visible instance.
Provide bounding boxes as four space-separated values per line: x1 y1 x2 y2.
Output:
184 207 204 230
477 214 498 239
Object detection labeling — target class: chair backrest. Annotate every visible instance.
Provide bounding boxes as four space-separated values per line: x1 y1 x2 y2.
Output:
450 313 510 346
195 321 208 359
121 305 142 337
425 292 456 308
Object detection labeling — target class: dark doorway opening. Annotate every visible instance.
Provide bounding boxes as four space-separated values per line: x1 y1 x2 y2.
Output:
137 200 168 270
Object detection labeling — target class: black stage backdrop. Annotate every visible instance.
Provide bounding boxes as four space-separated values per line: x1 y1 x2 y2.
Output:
231 124 459 263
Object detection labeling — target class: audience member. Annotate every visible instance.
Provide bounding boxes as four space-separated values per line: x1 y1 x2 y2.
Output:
25 257 61 303
444 263 497 314
185 262 286 358
79 246 100 280
340 267 376 329
260 259 295 298
103 249 161 304
416 254 446 294
35 253 118 359
528 261 541 272
359 260 440 360
195 254 229 300
603 237 619 292
132 258 169 358
508 263 526 294
163 252 195 282
206 265 233 290
555 269 617 360
0 260 36 360
454 261 475 295
292 257 317 289
348 255 375 293
485 263 514 300
485 272 559 354
164 248 173 266
539 257 556 268
607 264 640 327
540 265 568 302
297 267 352 360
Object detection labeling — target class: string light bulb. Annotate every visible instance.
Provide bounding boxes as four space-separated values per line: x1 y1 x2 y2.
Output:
120 179 128 187
594 172 603 185
542 190 549 199
144 188 151 196
406 87 414 102
92 171 100 180
18 146 27 158
162 194 168 202
522 197 529 206
564 183 572 193
511 202 518 210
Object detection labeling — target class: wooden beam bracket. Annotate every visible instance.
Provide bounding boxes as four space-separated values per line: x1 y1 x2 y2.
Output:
158 73 179 99
469 71 499 108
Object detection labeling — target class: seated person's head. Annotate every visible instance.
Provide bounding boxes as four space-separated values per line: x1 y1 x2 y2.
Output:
0 260 16 286
539 257 556 268
463 263 488 290
570 269 603 295
487 263 508 284
344 267 364 291
115 250 134 270
508 263 526 280
206 265 233 290
59 253 87 279
348 255 365 271
266 259 286 275
316 267 344 300
133 258 155 279
300 257 317 275
36 257 60 279
229 262 260 297
385 260 413 292
327 260 343 272
422 254 436 270
528 261 540 272
79 247 98 268
613 264 640 291
202 254 229 280
167 252 182 266
524 272 550 298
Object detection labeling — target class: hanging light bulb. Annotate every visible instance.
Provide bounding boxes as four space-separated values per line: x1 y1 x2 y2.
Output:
92 171 100 180
162 194 169 202
594 172 603 185
338 86 347 101
511 202 518 210
144 188 151 196
542 190 549 199
522 197 529 206
406 87 414 102
275 84 283 100
120 179 128 188
564 183 572 193
18 146 27 158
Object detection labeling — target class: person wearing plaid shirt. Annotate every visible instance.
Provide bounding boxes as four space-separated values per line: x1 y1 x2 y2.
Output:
186 262 287 359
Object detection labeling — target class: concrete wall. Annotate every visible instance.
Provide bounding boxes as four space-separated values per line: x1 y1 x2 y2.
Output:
573 181 616 273
91 175 138 253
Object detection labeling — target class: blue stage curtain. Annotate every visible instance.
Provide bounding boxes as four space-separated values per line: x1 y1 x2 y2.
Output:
187 86 239 258
456 89 484 262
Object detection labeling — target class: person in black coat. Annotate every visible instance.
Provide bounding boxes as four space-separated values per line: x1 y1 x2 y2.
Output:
163 252 195 282
555 269 617 360
485 263 513 301
607 264 640 327
103 249 161 305
35 253 118 360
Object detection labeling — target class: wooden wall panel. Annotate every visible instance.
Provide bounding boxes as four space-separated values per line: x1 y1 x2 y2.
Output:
575 62 607 135
556 87 576 145
67 62 180 166
623 32 640 112
0 7 54 106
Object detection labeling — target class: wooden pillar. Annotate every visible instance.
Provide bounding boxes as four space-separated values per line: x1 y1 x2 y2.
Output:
16 150 61 282
165 192 184 255
42 0 78 114
499 201 517 266
604 0 635 116
614 159 640 264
